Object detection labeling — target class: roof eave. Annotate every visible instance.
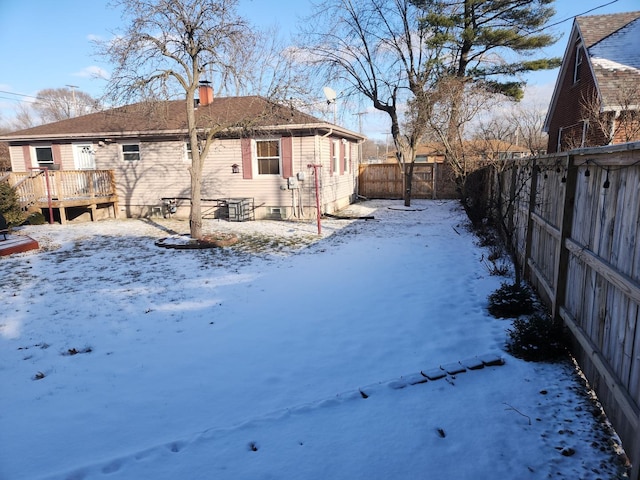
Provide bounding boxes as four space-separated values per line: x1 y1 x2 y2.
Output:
0 123 367 144
543 21 582 132
256 122 366 140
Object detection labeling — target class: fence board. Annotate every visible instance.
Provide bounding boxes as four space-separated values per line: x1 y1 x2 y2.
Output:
358 163 458 200
487 142 640 479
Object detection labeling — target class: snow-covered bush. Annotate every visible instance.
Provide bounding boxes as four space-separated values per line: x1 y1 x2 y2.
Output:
487 281 534 318
507 313 568 362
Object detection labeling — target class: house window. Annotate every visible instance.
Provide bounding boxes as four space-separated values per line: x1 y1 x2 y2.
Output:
573 45 583 84
415 155 428 163
332 139 340 173
122 144 140 161
34 146 54 164
256 139 280 175
185 142 193 161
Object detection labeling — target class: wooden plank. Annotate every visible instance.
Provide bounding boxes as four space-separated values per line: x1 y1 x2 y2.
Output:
565 239 640 305
559 306 640 430
530 212 561 239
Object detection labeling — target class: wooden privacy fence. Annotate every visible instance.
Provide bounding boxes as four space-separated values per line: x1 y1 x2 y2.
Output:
358 162 458 199
493 142 640 479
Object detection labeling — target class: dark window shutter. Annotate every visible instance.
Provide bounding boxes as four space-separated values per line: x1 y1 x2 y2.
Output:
241 138 252 179
22 145 32 169
282 137 293 179
52 144 62 168
329 139 334 176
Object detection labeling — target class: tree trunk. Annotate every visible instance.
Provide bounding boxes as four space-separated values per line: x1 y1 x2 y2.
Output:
404 161 415 206
189 162 203 239
186 82 203 240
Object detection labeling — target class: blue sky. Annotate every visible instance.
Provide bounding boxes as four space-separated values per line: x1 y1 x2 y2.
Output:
1 0 638 136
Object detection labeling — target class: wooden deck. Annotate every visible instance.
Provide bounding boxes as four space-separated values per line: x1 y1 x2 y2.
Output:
0 234 39 256
7 170 119 224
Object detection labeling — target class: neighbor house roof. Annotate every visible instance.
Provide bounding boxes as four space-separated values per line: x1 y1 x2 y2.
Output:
386 140 529 161
578 12 640 110
544 11 640 131
0 96 364 142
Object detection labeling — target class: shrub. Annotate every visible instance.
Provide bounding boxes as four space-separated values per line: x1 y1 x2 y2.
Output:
487 282 535 318
507 313 568 362
24 211 46 225
0 181 26 226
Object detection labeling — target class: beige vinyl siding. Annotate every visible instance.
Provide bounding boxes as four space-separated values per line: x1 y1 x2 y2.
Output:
7 134 358 219
59 144 75 170
96 140 191 212
315 136 358 214
9 143 87 171
9 146 27 171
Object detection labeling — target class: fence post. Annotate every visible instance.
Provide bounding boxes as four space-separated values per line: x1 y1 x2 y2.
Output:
553 154 577 321
432 163 437 200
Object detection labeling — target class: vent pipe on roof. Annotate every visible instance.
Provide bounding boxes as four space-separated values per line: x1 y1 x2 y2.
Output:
199 80 214 106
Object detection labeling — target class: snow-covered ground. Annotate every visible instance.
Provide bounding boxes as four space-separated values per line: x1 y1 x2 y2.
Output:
0 200 629 479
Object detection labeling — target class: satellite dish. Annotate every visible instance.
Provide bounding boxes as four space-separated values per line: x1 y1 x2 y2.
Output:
323 86 337 104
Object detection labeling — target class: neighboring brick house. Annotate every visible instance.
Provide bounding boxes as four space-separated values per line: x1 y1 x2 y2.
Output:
0 84 365 220
544 11 640 153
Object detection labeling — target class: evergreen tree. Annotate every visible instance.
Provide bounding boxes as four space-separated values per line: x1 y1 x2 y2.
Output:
0 182 26 226
413 0 561 100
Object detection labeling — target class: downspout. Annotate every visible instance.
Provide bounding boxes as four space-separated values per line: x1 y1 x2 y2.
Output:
581 120 589 147
317 128 333 211
557 126 563 152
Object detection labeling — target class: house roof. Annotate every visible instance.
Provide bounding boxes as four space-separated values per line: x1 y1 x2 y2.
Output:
386 140 529 160
579 12 640 110
0 96 365 142
544 11 640 131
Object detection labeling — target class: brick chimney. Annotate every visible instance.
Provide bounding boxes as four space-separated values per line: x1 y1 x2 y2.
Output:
198 81 214 106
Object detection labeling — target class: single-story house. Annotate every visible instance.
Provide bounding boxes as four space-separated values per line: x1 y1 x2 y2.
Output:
544 11 640 153
0 84 365 221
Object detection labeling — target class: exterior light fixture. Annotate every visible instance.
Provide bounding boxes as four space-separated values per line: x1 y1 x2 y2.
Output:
603 168 610 188
231 163 240 174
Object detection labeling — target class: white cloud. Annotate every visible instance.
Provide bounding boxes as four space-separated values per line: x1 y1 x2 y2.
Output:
521 82 555 110
73 66 110 80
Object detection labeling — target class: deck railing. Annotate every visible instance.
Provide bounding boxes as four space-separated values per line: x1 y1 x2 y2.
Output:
8 170 117 210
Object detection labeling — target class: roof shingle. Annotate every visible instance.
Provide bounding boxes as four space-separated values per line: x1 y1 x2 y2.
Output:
577 12 640 109
2 96 336 140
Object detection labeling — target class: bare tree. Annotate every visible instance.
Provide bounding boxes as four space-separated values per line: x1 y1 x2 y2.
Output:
97 0 258 239
509 102 548 156
580 83 640 147
33 88 100 123
425 78 504 186
7 88 100 130
300 0 559 206
299 0 444 206
11 104 38 130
